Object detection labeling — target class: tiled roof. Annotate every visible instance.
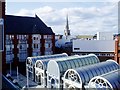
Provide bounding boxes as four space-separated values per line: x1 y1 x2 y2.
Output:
5 15 54 35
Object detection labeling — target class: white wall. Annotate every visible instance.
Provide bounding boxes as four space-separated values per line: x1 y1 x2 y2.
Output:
73 39 115 52
97 32 113 40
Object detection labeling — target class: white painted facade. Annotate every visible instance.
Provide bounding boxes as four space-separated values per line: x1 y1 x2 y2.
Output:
97 32 113 40
73 39 115 53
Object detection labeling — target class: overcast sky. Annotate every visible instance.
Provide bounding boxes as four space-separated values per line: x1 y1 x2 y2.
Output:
6 1 118 35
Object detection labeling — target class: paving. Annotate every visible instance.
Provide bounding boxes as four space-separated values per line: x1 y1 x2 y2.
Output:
6 70 43 89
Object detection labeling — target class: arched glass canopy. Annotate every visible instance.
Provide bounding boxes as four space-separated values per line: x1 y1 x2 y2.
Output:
88 69 120 90
26 53 68 66
63 60 119 88
56 54 100 75
47 54 100 88
35 55 80 87
26 53 68 80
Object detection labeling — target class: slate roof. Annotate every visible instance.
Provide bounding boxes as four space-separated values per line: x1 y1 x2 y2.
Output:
5 15 54 35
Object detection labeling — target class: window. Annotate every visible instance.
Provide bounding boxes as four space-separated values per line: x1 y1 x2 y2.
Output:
48 43 51 48
74 48 80 50
20 45 22 49
22 35 24 40
11 35 14 39
45 43 52 48
47 35 52 39
34 44 39 49
19 35 22 39
44 35 47 39
118 50 120 53
6 35 8 39
45 43 49 48
37 44 38 48
34 37 36 40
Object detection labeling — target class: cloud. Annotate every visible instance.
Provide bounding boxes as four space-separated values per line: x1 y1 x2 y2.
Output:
7 2 118 35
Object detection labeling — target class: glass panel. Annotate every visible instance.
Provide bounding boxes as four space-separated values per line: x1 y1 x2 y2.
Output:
43 61 49 70
57 62 63 72
77 58 83 67
60 61 68 72
80 58 86 66
73 59 80 67
65 60 72 69
69 60 76 68
89 57 94 64
84 57 90 65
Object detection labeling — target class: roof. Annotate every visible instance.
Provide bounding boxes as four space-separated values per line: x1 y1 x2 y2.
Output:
48 54 100 75
76 35 93 39
89 69 120 89
5 15 55 35
26 53 68 66
74 60 119 84
98 69 120 89
58 54 99 75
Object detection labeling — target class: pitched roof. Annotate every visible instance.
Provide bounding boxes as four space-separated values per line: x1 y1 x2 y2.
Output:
5 15 55 35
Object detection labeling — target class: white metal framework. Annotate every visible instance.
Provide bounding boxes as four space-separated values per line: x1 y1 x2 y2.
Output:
35 55 79 87
62 60 119 89
47 54 100 88
26 53 68 81
88 69 120 90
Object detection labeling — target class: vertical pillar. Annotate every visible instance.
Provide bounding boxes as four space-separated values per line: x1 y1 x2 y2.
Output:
40 35 41 55
115 39 118 62
118 35 120 64
52 34 55 54
41 35 45 55
13 35 19 68
27 35 32 57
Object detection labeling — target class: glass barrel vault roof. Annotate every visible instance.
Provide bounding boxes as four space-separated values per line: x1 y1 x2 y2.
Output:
55 54 100 75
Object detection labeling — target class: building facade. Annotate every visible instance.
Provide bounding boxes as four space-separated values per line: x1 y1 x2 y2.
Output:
114 34 120 64
5 15 55 73
97 32 113 40
72 39 115 62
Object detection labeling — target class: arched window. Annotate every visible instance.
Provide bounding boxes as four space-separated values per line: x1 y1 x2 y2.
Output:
20 45 22 49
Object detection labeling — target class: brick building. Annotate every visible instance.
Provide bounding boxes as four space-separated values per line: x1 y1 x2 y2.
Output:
115 34 120 64
5 15 55 74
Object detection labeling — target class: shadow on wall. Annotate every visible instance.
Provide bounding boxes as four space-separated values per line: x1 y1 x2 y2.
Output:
98 56 114 62
55 47 72 56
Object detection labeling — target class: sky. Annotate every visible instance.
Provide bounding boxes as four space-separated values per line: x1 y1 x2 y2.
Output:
6 0 119 35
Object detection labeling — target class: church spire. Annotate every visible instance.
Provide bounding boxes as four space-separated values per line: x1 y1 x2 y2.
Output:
64 14 70 39
66 14 69 30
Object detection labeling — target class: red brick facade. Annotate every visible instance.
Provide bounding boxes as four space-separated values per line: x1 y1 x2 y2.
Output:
114 36 120 64
5 34 55 65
